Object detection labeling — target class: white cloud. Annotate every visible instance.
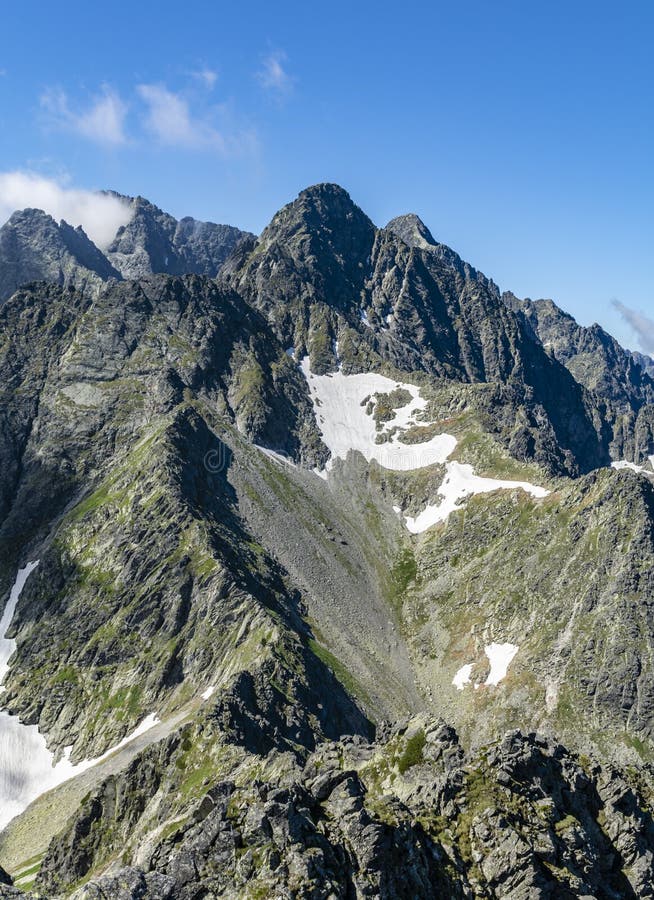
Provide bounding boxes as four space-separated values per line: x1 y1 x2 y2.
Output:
138 83 225 149
613 300 654 355
40 86 128 146
0 172 133 249
192 68 218 89
256 51 292 94
137 83 256 155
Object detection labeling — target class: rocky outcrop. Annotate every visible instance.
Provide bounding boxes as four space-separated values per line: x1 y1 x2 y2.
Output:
0 273 326 584
24 719 654 898
633 351 654 378
0 275 332 757
222 185 608 476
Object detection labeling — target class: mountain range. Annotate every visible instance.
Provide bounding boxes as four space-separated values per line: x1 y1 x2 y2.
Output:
0 184 654 898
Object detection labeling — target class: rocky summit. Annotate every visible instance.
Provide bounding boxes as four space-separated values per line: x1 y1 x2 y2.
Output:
0 184 654 898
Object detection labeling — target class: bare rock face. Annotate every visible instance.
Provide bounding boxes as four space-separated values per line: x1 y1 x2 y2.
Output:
0 209 120 303
633 351 654 378
222 184 607 476
504 291 654 462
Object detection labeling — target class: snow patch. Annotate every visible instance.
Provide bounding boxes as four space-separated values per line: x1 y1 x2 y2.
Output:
97 714 160 756
0 562 159 830
452 643 519 692
299 358 456 472
360 309 372 328
484 643 519 686
611 457 654 475
299 358 549 508
201 686 216 700
404 462 550 534
452 664 473 690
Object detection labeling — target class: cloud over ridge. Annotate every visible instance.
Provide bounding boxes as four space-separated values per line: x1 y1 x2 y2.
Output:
0 172 133 249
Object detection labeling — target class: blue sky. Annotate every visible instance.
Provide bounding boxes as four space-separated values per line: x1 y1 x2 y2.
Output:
1 0 653 350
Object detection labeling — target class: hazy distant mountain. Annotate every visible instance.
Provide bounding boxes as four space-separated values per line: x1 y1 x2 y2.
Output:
632 349 654 377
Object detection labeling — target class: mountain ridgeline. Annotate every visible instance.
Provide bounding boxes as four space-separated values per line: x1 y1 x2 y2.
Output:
0 184 654 898
0 193 253 303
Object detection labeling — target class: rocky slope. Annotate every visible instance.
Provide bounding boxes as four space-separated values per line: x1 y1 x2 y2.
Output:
633 351 654 379
1 184 654 897
9 717 654 899
222 185 608 477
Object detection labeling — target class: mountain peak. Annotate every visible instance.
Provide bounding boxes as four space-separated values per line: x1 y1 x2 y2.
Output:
260 183 375 250
6 207 59 229
385 213 437 249
296 182 354 203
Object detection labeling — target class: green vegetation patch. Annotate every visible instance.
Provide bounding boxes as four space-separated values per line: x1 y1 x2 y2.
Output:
397 729 426 773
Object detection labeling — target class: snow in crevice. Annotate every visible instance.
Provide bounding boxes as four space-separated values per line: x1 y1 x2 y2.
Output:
299 357 456 472
201 685 216 700
404 463 550 534
255 445 298 469
611 456 654 476
0 562 159 830
0 561 39 688
360 309 372 328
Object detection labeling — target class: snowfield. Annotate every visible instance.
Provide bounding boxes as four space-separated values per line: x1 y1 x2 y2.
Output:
404 462 550 534
452 663 473 690
484 643 520 686
300 359 550 530
300 358 457 472
0 562 159 830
